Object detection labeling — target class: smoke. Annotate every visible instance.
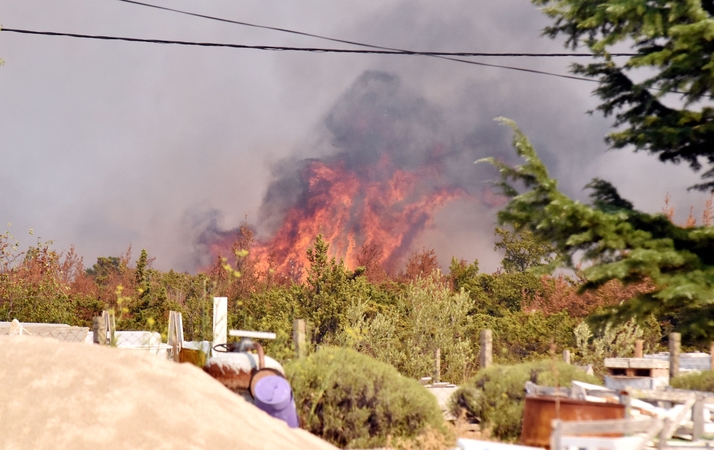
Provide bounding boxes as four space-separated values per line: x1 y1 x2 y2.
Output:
192 70 512 272
2 0 708 274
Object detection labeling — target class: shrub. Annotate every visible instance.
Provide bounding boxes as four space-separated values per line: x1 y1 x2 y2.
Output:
332 276 475 384
449 360 601 442
285 347 447 449
671 371 714 392
469 310 579 365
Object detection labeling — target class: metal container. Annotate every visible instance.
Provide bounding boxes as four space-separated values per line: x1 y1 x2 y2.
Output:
519 396 625 448
203 340 285 401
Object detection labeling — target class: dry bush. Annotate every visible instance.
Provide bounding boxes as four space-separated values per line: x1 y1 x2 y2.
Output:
525 273 655 318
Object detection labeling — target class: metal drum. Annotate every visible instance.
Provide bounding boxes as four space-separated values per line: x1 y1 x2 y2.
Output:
203 340 285 401
519 396 625 448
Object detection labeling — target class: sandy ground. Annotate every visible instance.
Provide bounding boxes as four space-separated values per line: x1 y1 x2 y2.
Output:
0 335 337 449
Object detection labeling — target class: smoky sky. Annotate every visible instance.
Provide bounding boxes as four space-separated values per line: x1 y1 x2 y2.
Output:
1 0 709 273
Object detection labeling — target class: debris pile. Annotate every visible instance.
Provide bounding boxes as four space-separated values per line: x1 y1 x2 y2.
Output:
0 335 336 450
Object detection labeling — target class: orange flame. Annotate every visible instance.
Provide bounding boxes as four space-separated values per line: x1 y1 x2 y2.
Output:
238 152 465 277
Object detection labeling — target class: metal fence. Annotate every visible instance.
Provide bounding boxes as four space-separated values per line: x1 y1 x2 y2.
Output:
0 321 89 343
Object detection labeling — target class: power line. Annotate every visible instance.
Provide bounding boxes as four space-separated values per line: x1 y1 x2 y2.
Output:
111 0 628 82
114 0 634 57
0 28 617 58
1 28 598 83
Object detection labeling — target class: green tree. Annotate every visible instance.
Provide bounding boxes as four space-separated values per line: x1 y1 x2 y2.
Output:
86 256 122 285
533 0 714 190
303 234 370 343
482 119 714 339
494 227 554 273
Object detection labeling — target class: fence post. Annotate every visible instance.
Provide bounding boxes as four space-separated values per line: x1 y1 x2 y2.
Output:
213 297 228 348
635 339 644 358
104 310 116 347
562 350 570 365
710 342 714 372
480 329 492 370
92 315 107 345
434 347 441 383
669 332 681 379
293 319 306 359
168 311 184 362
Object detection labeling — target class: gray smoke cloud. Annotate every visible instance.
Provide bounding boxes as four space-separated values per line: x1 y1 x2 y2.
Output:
1 0 708 274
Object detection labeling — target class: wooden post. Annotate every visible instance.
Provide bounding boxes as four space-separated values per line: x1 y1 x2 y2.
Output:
92 316 107 345
669 332 681 379
480 329 492 370
710 342 714 372
621 392 631 419
562 350 570 365
635 339 644 358
434 347 441 383
213 297 227 348
168 311 183 362
550 419 562 450
104 310 116 347
293 319 306 359
693 394 705 442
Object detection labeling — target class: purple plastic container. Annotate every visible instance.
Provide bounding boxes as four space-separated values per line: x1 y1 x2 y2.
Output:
252 375 299 428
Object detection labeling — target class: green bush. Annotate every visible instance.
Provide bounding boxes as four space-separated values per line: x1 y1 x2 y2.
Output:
285 347 447 449
449 360 601 441
671 371 714 392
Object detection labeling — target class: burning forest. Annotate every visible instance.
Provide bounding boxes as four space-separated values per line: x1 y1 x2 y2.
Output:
198 71 506 279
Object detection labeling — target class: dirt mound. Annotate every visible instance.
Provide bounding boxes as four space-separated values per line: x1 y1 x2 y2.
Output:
0 335 336 449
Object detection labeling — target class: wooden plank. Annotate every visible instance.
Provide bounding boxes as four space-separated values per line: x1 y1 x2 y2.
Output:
560 435 646 450
559 418 657 434
693 394 705 442
661 397 696 440
637 417 665 450
626 387 696 403
213 297 227 347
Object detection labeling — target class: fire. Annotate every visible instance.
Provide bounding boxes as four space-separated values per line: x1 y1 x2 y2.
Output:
238 152 464 277
200 71 505 278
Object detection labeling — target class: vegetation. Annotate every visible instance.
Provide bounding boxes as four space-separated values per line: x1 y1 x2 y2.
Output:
533 0 714 191
671 371 714 392
450 360 601 441
285 347 447 449
482 119 714 341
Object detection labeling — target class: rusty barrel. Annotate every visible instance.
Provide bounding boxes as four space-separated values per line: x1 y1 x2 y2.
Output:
519 396 625 448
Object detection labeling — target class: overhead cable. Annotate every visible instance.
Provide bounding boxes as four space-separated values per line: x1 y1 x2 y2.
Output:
1 28 598 83
113 0 634 57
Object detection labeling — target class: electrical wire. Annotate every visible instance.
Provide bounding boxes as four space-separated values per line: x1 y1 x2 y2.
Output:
1 27 599 83
114 0 635 57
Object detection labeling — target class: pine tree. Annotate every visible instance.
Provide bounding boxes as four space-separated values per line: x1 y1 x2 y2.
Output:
482 119 714 339
534 0 714 190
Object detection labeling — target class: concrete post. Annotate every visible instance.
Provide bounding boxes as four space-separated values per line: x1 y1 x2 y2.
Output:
480 329 493 370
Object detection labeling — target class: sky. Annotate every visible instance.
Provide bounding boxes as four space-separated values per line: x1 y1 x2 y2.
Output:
0 0 710 273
